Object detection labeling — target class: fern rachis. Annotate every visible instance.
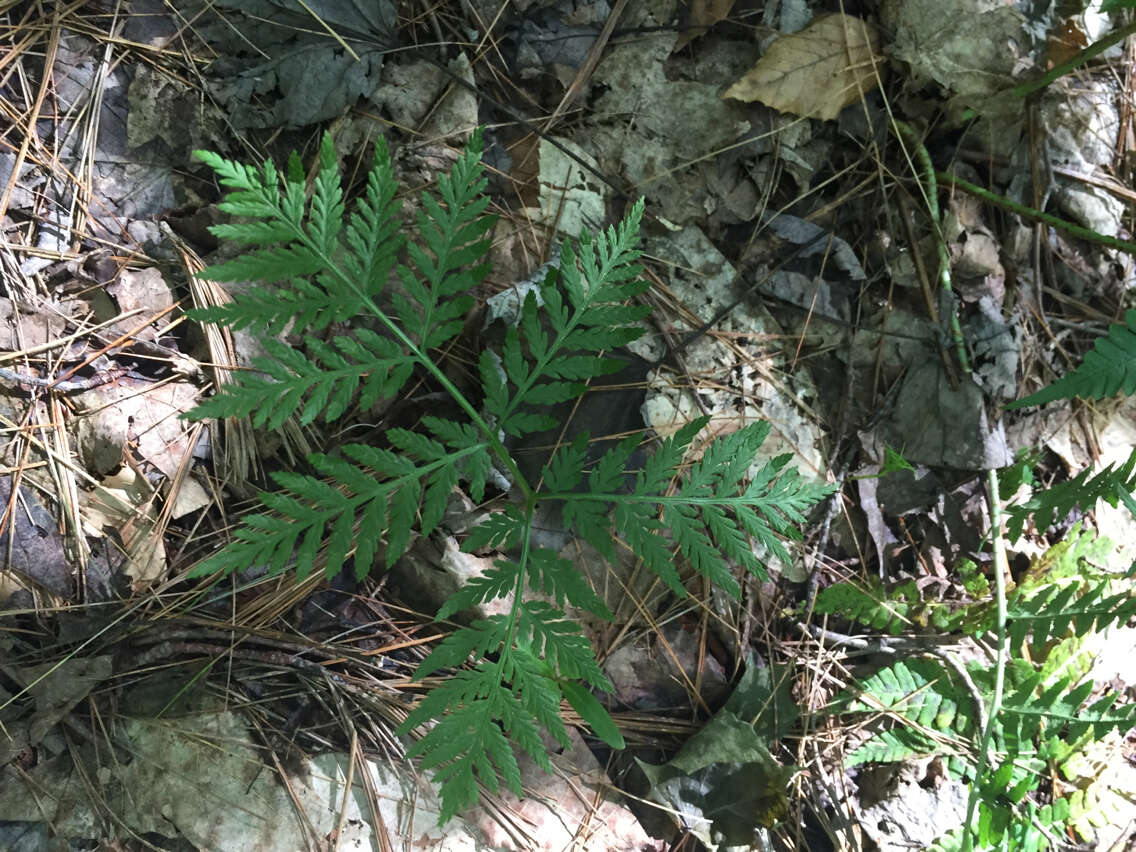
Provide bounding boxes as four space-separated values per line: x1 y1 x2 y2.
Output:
184 130 834 821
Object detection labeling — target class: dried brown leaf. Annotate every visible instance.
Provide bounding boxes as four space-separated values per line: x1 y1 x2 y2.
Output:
722 14 881 121
675 0 737 50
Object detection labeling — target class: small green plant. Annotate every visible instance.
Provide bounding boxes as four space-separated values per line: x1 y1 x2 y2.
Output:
824 528 1136 849
1002 307 1136 546
184 131 834 821
1007 309 1136 410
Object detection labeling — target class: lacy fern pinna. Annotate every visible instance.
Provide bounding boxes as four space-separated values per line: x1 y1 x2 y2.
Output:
184 130 834 821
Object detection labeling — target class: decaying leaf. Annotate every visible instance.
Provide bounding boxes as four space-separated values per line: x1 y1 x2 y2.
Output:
675 0 737 50
722 14 881 121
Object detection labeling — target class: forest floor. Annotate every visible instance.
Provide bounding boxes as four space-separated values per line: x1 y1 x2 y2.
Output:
2 1 1136 850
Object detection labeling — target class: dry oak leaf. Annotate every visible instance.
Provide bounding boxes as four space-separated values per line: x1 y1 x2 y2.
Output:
722 14 881 121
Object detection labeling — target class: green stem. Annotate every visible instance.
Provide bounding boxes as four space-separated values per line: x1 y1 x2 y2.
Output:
936 170 1136 256
961 468 1009 852
1011 21 1136 100
893 120 972 374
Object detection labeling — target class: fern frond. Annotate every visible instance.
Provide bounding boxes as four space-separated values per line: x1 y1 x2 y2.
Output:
190 276 347 335
842 659 981 764
517 600 612 688
555 417 836 599
402 671 524 822
190 132 486 437
1005 575 1136 650
836 532 1136 851
479 205 652 442
395 140 493 350
1005 446 1136 540
186 331 413 429
188 134 833 822
814 579 922 634
1000 669 1136 747
190 428 489 580
1007 309 1136 408
845 727 939 766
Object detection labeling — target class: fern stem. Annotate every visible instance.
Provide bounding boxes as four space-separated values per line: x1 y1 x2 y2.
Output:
961 468 1008 852
936 170 1136 256
893 120 971 375
493 503 536 677
1010 21 1136 99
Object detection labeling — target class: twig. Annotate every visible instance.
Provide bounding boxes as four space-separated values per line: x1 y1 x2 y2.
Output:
0 364 128 393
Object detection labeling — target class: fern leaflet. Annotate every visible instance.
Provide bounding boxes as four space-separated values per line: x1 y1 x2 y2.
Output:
1007 309 1136 407
1004 446 1136 540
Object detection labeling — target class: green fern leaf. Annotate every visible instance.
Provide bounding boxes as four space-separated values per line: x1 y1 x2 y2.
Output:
1006 576 1136 651
403 674 524 821
191 277 352 335
1007 309 1136 407
415 617 512 676
1005 446 1136 540
510 648 571 749
604 419 835 594
342 136 403 297
525 548 612 617
845 727 938 767
436 562 519 620
543 434 589 493
461 504 525 552
199 245 323 284
517 601 612 688
562 680 624 748
188 133 836 822
815 579 923 634
309 133 345 254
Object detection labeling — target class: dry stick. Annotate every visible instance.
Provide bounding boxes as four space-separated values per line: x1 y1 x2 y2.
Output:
542 0 630 133
0 364 128 392
892 120 971 374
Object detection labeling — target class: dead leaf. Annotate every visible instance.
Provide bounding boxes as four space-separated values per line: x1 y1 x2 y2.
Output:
722 14 881 121
675 0 737 50
82 468 166 589
76 378 201 479
1046 17 1088 70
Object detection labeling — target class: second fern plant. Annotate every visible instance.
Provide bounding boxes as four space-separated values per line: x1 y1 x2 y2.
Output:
184 130 834 821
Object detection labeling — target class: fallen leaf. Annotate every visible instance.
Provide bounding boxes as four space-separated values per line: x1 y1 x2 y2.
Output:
675 0 737 50
722 14 882 121
82 468 166 589
1045 16 1088 70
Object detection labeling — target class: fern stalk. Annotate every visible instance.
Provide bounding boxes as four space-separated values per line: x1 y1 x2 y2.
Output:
961 468 1008 852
